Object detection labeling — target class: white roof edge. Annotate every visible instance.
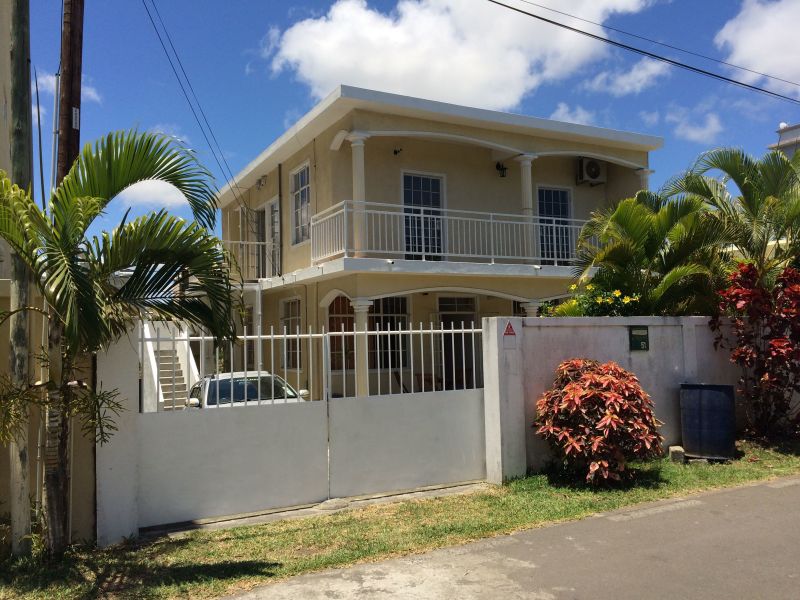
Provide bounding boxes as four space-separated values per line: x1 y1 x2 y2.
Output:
337 85 663 149
218 85 663 207
777 122 800 134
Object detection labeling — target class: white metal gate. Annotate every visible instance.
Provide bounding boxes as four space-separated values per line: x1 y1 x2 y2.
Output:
97 322 487 534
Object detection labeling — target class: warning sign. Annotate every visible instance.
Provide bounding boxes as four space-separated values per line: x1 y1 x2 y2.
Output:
503 321 516 349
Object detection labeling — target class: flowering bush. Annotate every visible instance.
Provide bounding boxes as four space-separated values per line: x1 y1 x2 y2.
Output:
535 358 663 484
710 263 800 437
542 284 642 317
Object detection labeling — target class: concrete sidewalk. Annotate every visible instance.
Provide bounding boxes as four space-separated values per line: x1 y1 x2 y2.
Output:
229 477 800 599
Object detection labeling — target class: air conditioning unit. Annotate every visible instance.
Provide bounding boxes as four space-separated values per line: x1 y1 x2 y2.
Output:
577 158 606 186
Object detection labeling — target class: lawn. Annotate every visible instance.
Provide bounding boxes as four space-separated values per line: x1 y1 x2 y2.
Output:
2 439 799 599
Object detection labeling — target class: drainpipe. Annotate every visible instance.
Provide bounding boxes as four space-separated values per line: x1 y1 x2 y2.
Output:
277 163 283 276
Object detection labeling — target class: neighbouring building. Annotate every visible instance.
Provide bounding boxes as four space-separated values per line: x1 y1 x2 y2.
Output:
770 122 800 159
217 85 662 397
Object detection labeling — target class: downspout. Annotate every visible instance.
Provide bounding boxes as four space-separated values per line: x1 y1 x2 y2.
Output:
277 163 283 276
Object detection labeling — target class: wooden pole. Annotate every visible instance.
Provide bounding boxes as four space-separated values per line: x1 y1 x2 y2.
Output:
8 0 33 557
55 0 84 184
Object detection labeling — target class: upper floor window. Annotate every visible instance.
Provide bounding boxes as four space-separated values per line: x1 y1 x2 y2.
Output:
291 164 310 244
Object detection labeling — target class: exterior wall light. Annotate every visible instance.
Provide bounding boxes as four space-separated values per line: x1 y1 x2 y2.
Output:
496 162 508 177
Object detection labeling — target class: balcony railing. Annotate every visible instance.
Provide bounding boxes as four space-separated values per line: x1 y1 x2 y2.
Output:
311 201 589 266
223 240 278 281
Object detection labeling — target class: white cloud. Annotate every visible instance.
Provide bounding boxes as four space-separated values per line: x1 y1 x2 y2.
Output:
150 123 191 145
585 58 669 96
715 0 800 98
639 110 659 126
34 72 57 95
117 180 187 209
549 102 595 125
268 0 652 110
33 70 102 103
81 80 102 104
665 107 723 143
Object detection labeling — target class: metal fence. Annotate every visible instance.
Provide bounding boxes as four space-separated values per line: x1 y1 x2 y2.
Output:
139 322 483 412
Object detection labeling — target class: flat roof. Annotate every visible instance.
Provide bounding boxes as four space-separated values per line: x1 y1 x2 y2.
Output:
218 85 663 208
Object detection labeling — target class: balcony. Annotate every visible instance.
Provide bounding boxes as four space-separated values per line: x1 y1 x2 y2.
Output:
311 201 588 266
223 240 278 281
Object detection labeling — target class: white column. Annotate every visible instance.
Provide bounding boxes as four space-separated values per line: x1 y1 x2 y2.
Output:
348 132 370 255
515 154 537 217
516 154 538 259
637 168 655 191
521 301 541 318
351 298 372 397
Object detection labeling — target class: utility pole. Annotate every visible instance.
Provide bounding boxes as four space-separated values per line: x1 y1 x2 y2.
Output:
44 0 84 555
55 0 84 183
8 0 33 556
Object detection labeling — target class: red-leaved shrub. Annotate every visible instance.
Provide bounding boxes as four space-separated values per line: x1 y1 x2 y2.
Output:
710 263 800 437
535 359 663 484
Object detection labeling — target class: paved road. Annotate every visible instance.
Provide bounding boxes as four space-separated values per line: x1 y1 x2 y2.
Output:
231 477 800 599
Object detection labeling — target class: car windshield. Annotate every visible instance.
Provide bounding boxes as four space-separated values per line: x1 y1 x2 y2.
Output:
205 375 299 405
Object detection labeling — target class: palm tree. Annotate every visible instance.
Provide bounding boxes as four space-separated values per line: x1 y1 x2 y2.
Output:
0 131 237 555
572 190 730 315
665 148 800 283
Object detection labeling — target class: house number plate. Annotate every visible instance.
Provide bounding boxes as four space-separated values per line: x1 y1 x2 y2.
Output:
629 326 649 351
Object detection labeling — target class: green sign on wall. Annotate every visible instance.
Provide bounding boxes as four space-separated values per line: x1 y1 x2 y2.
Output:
629 326 649 351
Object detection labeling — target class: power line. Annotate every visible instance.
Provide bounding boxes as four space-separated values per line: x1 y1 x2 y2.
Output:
140 0 250 218
515 0 800 90
486 0 800 106
148 0 245 201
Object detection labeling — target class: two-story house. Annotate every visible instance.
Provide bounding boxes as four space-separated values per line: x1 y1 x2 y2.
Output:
217 86 662 396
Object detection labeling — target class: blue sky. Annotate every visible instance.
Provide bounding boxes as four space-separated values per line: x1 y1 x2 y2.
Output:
29 0 800 233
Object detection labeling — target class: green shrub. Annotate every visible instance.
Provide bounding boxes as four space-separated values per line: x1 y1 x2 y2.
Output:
541 284 642 317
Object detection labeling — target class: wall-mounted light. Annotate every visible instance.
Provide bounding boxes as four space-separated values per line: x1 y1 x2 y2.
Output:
256 175 268 189
393 148 403 156
496 162 508 178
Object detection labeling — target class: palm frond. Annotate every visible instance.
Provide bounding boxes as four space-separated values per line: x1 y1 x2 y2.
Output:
52 130 218 231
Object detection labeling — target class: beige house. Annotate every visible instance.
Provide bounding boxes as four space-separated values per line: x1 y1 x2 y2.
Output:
218 86 661 394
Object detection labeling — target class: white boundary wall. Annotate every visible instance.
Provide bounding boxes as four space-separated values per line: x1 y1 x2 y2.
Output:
482 316 740 480
329 390 485 498
96 329 329 545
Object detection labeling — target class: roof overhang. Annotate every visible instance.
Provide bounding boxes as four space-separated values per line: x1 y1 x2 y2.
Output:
218 85 664 208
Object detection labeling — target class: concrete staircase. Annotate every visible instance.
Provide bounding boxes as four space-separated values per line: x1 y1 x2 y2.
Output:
156 347 189 410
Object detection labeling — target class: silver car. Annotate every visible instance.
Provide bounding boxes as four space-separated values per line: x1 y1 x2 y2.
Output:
188 371 310 407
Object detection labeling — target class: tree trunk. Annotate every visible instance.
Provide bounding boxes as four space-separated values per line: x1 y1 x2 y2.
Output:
44 0 84 557
8 0 33 556
43 322 69 557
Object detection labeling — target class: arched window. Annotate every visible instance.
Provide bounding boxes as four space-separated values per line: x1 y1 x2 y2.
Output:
328 296 354 370
327 295 410 371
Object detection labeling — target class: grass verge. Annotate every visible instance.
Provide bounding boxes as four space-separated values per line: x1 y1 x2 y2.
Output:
2 439 799 599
